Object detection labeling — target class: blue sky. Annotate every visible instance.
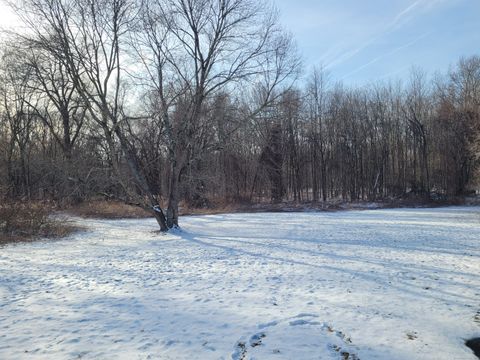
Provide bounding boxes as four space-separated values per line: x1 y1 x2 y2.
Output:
275 0 480 85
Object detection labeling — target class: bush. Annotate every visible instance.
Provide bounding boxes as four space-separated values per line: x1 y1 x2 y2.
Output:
0 202 76 244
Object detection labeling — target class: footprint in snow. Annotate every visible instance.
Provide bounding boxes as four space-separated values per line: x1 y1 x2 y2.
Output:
232 332 267 360
474 310 480 324
249 332 266 347
406 331 418 340
289 319 321 326
231 340 247 360
231 313 359 359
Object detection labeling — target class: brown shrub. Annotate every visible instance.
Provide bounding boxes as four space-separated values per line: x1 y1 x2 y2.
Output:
0 202 77 245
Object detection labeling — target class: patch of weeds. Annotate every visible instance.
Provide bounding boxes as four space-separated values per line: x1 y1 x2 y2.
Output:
0 202 78 245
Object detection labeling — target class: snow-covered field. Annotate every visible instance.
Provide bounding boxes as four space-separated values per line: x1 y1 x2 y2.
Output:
1 207 480 359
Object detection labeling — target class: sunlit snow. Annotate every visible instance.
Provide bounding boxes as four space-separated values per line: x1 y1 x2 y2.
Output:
1 207 479 359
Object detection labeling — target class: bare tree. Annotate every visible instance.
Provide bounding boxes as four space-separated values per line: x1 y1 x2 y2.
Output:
132 0 299 227
13 0 173 229
306 67 329 202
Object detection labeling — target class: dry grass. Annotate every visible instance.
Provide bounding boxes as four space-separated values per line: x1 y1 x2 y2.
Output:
68 199 243 219
64 194 475 222
179 199 241 216
68 198 255 219
0 202 78 245
68 200 151 219
381 193 466 208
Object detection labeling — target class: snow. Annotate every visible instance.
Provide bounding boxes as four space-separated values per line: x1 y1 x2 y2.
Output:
1 206 479 359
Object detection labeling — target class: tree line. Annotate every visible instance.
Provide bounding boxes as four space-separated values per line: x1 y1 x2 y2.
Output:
1 0 479 230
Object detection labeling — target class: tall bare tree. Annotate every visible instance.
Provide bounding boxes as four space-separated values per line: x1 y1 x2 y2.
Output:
132 0 299 227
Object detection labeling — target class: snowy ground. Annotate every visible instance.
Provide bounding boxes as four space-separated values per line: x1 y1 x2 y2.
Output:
1 207 480 359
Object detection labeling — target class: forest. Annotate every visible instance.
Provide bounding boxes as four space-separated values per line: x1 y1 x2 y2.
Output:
1 0 479 231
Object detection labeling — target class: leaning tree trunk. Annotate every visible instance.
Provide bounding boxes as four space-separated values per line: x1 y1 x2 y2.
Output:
114 128 169 231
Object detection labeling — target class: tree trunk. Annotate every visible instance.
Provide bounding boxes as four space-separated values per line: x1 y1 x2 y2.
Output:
114 128 169 231
166 162 180 228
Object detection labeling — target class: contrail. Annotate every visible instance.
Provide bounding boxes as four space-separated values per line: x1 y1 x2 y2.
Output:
325 0 438 70
390 1 421 29
341 31 433 80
